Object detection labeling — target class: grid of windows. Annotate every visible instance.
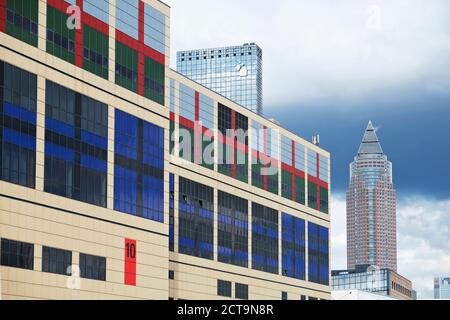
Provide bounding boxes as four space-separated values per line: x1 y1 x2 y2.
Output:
169 173 175 252
115 41 138 93
308 222 329 285
307 150 329 213
282 213 305 280
281 136 306 205
143 2 166 55
331 269 388 294
235 283 249 300
218 103 248 183
79 253 106 281
0 61 37 188
115 0 139 39
42 246 72 276
114 109 164 222
84 0 109 24
83 25 109 79
0 238 34 270
218 191 248 268
178 177 214 260
252 203 278 274
5 0 38 46
44 80 108 207
144 56 165 105
46 5 75 64
217 279 232 297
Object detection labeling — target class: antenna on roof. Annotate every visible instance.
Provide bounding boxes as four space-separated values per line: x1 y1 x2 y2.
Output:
312 134 320 146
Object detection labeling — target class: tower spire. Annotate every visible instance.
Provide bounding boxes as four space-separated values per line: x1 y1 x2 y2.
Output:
357 121 383 155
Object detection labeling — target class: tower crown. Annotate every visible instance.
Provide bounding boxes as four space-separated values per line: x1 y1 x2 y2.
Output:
357 121 383 155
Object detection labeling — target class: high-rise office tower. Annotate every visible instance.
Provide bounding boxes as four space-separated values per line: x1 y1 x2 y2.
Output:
346 121 397 271
176 43 263 115
434 277 450 299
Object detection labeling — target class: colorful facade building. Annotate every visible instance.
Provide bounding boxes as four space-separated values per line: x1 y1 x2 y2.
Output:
0 0 330 300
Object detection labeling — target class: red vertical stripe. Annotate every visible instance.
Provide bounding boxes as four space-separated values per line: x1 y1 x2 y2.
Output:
263 126 268 190
0 0 6 33
291 140 296 201
75 0 84 67
231 110 236 178
124 238 137 286
194 91 200 121
137 1 145 96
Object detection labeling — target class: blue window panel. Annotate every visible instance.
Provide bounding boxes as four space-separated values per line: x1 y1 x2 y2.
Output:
114 109 138 159
282 213 305 280
81 131 107 150
81 155 107 172
44 143 74 162
199 93 214 129
252 203 278 274
45 118 75 138
281 136 292 165
142 174 164 222
84 0 109 24
114 165 137 215
319 154 329 182
308 222 329 285
143 3 165 54
3 102 36 124
3 129 36 151
179 83 195 121
295 142 306 171
307 149 317 177
169 173 174 252
116 0 139 39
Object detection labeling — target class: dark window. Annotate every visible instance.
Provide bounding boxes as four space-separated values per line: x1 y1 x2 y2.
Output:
308 223 329 285
178 177 214 260
79 253 106 281
0 238 34 270
144 56 165 106
217 280 232 297
300 295 307 300
42 246 72 275
83 25 109 79
114 109 164 222
252 203 278 274
282 213 305 280
218 191 248 268
169 173 175 251
46 5 75 63
44 80 108 207
282 291 288 300
235 283 248 300
5 0 39 46
169 270 174 280
0 61 37 188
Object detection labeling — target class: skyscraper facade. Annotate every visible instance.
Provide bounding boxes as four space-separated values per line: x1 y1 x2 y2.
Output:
176 43 263 115
346 121 397 271
434 277 450 299
0 0 330 300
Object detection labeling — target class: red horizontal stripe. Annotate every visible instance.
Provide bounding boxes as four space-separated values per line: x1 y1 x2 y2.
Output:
216 133 248 154
281 163 306 178
251 149 279 166
308 175 328 189
115 30 165 65
82 12 109 35
47 0 72 13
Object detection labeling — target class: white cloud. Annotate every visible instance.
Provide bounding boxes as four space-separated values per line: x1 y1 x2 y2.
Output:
331 193 450 299
166 0 450 107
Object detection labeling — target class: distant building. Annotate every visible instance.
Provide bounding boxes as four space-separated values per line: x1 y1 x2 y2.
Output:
177 43 263 115
434 277 450 299
331 265 415 300
347 121 397 271
332 289 395 300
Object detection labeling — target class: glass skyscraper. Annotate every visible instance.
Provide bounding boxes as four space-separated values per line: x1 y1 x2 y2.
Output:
176 43 263 115
434 277 450 299
347 121 397 271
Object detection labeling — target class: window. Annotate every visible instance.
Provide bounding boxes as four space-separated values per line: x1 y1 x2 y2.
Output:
83 25 109 79
252 203 278 274
300 295 307 300
5 0 39 46
218 191 248 268
217 280 232 297
44 81 108 207
114 109 164 222
281 136 306 204
169 173 175 251
0 61 37 188
143 3 166 55
79 253 106 281
281 291 288 300
116 0 139 39
235 283 248 300
178 177 214 260
169 270 174 280
0 238 34 270
282 213 305 280
308 223 329 285
42 246 72 276
46 5 75 63
144 56 165 105
115 41 138 92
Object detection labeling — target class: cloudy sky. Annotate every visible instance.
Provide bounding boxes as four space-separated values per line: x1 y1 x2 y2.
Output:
165 0 450 299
